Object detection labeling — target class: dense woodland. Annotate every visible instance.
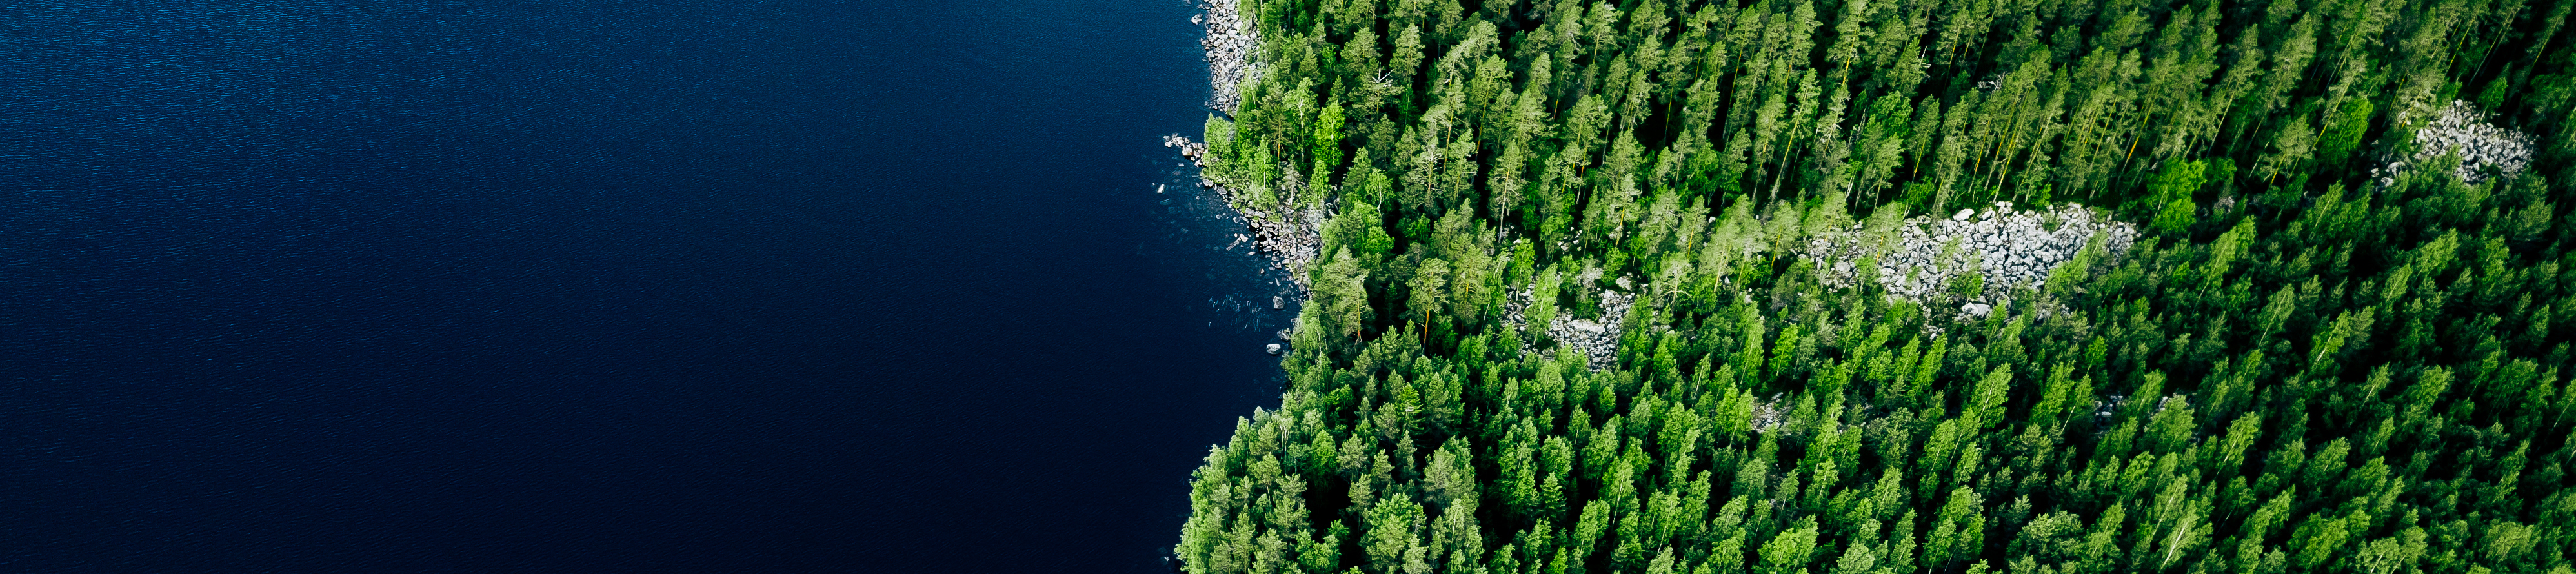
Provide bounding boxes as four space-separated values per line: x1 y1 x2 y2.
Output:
1174 0 2576 572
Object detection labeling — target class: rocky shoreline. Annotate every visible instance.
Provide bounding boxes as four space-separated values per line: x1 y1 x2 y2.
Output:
1194 0 1259 113
1163 134 1325 290
1165 0 1321 297
1169 3 1325 359
1180 1 1320 288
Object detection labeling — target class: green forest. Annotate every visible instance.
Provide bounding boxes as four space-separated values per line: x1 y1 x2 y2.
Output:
1174 0 2576 571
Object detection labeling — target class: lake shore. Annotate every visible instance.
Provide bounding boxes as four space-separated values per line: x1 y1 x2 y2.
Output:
1171 1 1321 298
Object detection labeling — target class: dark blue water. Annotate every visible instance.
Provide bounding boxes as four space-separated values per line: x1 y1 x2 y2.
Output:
0 1 1291 571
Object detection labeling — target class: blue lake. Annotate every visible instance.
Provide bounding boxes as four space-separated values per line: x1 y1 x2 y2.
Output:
0 1 1287 570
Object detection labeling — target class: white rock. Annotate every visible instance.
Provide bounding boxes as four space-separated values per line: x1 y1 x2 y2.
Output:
1803 204 2137 314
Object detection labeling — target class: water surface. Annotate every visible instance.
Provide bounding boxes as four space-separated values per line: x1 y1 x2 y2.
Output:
0 1 1286 571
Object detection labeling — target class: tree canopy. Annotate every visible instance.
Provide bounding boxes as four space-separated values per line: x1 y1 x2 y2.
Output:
1178 0 2576 572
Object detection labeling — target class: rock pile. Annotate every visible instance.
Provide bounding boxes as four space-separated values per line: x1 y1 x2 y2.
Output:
1500 280 1636 370
1547 290 1634 369
1165 133 1212 163
1195 0 1260 113
1807 201 2136 318
2377 100 2535 186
